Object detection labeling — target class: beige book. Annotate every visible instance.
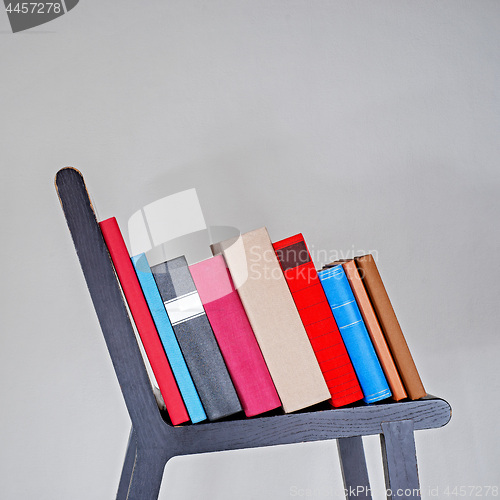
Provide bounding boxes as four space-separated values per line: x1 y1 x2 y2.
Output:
215 227 330 413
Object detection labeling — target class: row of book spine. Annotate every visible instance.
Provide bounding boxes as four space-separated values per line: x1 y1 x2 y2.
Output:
99 218 426 426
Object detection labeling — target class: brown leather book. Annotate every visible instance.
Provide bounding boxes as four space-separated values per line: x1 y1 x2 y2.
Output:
340 260 407 401
354 255 426 400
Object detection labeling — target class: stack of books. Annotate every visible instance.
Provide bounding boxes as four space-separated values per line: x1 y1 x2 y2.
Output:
99 218 426 426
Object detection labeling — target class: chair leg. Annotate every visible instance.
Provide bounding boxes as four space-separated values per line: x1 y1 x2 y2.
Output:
126 447 166 500
116 427 137 500
338 436 372 499
380 420 420 499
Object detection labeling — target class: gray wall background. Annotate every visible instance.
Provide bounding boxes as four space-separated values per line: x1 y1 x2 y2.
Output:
1 1 499 498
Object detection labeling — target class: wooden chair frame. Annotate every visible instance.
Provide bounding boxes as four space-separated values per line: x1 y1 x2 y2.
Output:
55 167 451 500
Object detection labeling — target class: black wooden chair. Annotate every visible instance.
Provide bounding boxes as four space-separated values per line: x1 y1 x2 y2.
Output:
55 167 451 500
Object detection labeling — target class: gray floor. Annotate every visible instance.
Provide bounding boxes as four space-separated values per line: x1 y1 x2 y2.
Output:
1 2 499 498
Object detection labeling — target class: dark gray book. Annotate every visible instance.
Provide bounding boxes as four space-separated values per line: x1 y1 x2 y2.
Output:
151 256 242 421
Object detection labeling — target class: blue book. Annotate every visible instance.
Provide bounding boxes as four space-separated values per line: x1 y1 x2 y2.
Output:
132 253 207 423
318 265 391 403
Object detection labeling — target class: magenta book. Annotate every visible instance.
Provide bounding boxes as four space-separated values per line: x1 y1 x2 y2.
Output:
189 255 281 417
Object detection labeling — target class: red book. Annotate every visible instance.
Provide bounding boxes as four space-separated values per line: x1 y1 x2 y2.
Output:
273 234 364 407
99 217 189 425
190 255 281 417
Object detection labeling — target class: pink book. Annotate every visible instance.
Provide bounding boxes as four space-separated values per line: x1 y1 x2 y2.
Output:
189 255 281 417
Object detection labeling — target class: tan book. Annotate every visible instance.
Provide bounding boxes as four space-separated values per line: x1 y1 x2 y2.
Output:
340 260 407 401
354 255 426 400
215 227 330 413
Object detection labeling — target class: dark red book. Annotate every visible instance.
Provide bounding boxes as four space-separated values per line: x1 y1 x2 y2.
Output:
99 217 189 425
273 234 363 407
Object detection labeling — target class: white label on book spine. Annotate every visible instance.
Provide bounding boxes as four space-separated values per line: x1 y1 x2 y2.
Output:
164 291 205 325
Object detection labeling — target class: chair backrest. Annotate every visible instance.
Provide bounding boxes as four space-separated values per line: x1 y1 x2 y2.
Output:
55 167 164 437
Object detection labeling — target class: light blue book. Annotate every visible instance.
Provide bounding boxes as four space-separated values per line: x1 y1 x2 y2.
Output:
132 253 207 423
318 265 391 404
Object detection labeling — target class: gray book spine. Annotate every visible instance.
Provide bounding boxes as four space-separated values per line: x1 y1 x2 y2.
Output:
151 256 242 421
